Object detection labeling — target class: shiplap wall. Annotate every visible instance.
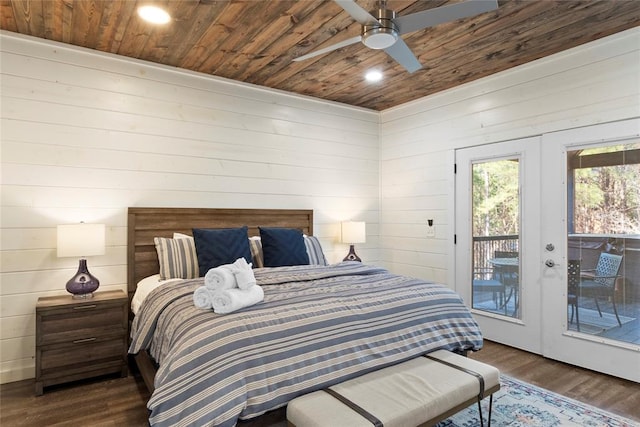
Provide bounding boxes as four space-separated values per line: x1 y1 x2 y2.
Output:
0 32 379 383
378 28 640 285
2 27 639 385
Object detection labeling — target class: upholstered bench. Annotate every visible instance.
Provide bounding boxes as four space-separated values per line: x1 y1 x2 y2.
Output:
287 349 500 427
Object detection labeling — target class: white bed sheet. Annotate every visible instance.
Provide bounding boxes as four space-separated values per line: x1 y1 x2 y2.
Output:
131 274 182 315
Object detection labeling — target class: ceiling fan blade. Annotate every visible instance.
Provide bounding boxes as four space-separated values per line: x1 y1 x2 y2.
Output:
395 0 499 35
384 38 422 73
334 0 378 25
293 35 363 62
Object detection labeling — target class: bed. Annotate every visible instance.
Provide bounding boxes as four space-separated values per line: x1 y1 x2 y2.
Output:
127 207 483 427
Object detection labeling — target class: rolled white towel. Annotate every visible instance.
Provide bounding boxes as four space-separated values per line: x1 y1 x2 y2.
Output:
212 285 264 314
193 286 214 309
232 257 256 289
204 265 238 291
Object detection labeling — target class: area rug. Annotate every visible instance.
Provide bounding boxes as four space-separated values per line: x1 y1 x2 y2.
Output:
436 375 638 427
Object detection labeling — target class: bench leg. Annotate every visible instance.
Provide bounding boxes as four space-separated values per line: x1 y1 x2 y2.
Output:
477 394 494 427
477 398 484 427
487 394 494 427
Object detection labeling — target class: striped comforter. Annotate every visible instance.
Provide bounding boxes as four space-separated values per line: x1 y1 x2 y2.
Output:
129 262 483 427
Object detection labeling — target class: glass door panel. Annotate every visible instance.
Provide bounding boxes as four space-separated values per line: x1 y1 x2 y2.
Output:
471 159 521 319
566 142 639 345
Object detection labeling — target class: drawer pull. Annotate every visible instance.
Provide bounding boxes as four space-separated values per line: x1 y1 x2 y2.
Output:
73 337 97 344
73 304 97 310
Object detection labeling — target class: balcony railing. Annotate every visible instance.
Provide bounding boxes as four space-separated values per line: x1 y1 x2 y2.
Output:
473 235 519 277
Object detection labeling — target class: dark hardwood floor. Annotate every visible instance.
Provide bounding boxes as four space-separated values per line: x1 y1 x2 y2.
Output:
1 341 638 426
469 341 640 423
0 363 151 426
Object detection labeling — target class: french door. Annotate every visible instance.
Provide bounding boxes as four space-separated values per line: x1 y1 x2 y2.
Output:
455 119 640 382
455 137 543 354
539 120 639 381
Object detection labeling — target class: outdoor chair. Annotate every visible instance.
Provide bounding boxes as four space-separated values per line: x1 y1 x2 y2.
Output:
567 259 580 331
578 252 624 327
472 267 504 309
494 251 519 316
494 251 519 258
472 250 518 313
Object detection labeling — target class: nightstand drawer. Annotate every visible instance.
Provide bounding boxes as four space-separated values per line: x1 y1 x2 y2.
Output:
39 305 126 345
40 337 125 372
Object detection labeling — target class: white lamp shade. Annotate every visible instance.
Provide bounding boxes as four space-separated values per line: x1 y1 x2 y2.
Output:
57 223 106 258
341 221 366 244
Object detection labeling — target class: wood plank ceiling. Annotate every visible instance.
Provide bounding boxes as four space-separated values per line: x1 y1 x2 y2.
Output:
1 0 639 111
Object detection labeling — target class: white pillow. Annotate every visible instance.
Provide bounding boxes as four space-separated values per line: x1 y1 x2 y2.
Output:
131 274 177 315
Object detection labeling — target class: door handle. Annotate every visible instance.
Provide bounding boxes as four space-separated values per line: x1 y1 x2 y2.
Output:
545 259 555 268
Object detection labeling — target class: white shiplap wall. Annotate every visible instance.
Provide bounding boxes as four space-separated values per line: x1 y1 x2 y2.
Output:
0 32 379 383
379 28 640 285
2 27 639 385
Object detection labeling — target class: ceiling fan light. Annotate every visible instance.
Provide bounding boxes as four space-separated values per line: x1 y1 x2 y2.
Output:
362 27 398 50
137 5 171 24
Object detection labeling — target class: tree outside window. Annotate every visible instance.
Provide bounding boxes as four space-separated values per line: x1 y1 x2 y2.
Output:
569 143 640 236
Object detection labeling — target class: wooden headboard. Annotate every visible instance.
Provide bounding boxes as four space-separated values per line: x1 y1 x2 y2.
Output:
127 207 313 306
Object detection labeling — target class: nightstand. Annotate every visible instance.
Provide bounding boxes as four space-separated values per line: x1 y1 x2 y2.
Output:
35 290 128 395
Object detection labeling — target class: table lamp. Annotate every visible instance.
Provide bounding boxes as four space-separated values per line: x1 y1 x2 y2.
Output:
57 223 105 298
341 221 366 262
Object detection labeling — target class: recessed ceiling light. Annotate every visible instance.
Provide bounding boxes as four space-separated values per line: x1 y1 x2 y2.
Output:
365 70 383 83
137 5 171 24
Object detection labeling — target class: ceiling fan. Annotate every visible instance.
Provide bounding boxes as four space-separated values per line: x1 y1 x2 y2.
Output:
293 0 499 73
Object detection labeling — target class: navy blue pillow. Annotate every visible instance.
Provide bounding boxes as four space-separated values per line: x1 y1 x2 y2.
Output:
192 227 251 275
259 227 309 267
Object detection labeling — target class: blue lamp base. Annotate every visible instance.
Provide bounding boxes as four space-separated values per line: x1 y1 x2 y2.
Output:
66 259 100 298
